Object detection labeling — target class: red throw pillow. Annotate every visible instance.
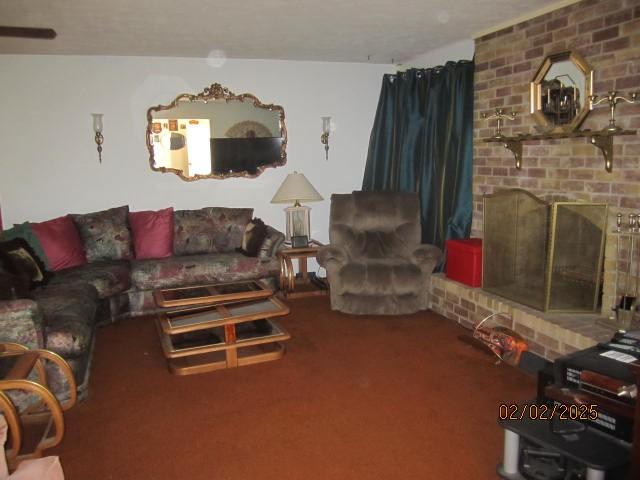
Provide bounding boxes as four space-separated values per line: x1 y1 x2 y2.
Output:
31 216 87 271
129 208 174 260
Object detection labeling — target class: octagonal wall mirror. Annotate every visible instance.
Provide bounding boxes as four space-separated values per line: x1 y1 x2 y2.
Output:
146 83 287 181
530 51 593 133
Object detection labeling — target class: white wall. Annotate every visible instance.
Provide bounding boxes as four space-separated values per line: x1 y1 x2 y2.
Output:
402 39 474 69
0 55 392 245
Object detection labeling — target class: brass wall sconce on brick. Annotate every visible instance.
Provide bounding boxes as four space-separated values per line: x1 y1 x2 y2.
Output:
481 108 518 140
589 90 638 133
481 109 521 168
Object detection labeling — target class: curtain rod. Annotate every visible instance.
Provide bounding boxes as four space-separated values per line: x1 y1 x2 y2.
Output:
390 59 473 77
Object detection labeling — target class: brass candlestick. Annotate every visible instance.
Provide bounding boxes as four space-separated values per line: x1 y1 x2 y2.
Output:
481 108 518 139
589 90 638 133
482 109 522 168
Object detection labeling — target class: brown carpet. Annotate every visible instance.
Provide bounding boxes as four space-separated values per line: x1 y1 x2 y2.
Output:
51 296 535 479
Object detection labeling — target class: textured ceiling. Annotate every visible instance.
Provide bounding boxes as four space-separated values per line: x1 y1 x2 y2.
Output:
1 0 564 63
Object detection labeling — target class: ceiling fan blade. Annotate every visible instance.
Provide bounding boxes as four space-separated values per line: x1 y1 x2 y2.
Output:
0 27 57 39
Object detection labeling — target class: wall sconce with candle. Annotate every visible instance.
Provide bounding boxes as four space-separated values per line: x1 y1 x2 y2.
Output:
321 116 331 160
92 113 104 163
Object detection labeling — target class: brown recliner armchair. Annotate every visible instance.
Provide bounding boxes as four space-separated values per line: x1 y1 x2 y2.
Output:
317 191 442 315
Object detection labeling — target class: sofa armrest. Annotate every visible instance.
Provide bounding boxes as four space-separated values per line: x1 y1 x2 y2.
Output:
317 245 350 270
410 244 443 272
258 226 285 262
0 299 45 349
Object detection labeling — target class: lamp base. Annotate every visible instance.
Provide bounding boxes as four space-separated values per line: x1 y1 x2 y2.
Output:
284 205 311 242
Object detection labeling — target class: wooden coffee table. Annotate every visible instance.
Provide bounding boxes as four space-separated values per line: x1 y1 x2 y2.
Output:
154 280 291 375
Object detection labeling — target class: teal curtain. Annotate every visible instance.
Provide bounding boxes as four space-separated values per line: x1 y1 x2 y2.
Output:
362 61 474 251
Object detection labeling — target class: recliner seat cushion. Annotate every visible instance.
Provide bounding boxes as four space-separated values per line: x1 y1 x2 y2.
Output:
130 252 279 290
337 259 423 296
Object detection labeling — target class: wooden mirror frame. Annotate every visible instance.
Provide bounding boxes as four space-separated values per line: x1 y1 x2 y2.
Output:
146 83 287 181
530 50 594 133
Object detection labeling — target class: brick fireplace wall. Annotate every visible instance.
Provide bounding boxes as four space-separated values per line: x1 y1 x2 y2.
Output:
473 0 640 315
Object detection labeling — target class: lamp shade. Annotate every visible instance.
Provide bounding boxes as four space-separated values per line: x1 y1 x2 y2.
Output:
271 171 323 204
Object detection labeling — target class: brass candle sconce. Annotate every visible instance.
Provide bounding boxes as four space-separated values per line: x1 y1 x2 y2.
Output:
91 113 104 163
589 90 638 133
481 108 518 139
481 109 522 168
321 116 331 160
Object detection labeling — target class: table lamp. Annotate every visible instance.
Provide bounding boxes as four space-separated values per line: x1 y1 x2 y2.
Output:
271 171 323 242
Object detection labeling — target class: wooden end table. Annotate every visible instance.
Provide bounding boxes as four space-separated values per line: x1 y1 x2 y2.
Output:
278 241 329 299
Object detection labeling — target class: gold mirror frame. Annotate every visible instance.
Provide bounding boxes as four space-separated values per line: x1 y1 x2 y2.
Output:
530 51 593 133
146 83 287 181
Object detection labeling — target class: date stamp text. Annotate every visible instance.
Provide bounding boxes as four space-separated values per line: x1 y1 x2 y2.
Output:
498 403 598 421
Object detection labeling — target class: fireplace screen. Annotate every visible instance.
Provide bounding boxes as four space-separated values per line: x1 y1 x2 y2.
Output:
483 189 607 313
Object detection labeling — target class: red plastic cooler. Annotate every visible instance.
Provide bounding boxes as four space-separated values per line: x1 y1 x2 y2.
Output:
445 238 482 288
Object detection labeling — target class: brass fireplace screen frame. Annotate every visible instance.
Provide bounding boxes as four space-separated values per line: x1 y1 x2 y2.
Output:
482 189 607 313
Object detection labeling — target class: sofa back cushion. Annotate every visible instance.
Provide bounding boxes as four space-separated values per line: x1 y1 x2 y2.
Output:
31 216 87 271
71 206 132 262
129 208 174 260
173 207 253 255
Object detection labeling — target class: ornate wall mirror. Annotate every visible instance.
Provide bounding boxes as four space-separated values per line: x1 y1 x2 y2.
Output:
530 51 593 133
146 83 287 180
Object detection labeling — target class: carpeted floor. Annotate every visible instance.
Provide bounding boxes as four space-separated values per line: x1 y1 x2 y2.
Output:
51 296 535 479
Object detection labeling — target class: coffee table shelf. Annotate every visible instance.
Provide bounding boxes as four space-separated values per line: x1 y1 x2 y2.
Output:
157 297 288 334
168 342 287 375
154 280 273 308
158 319 290 358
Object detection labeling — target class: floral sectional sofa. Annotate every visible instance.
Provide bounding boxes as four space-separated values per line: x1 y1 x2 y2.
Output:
0 206 284 401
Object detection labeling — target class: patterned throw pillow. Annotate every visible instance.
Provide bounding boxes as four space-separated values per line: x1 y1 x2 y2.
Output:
236 218 268 257
71 206 133 262
173 207 253 255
